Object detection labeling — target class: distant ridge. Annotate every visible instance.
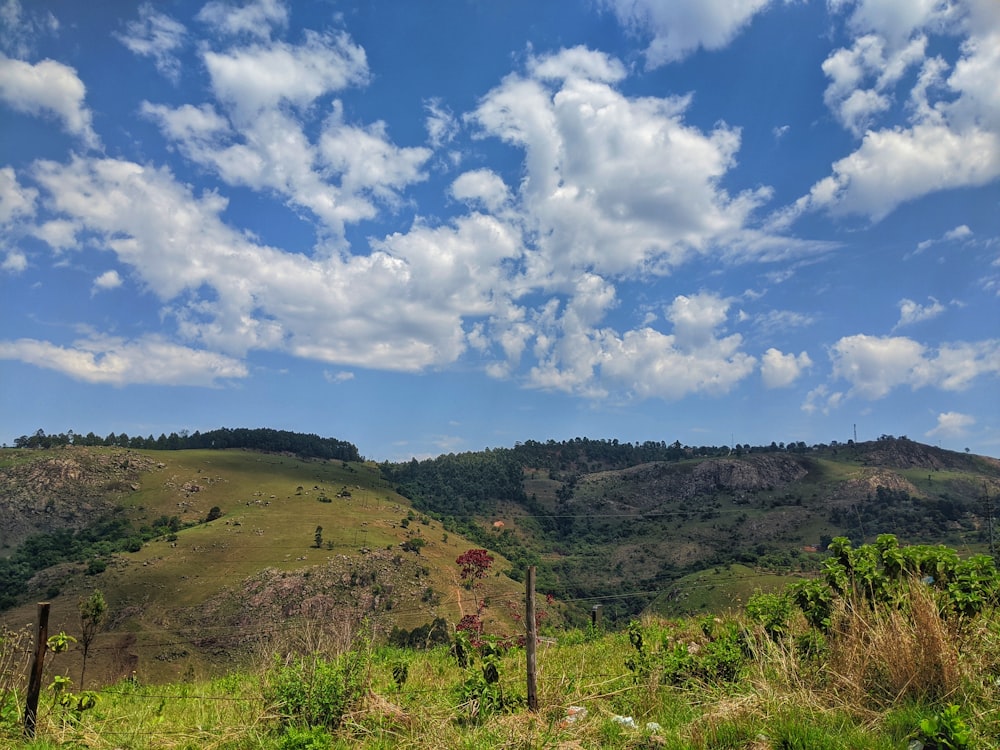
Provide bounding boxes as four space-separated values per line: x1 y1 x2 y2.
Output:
11 426 360 462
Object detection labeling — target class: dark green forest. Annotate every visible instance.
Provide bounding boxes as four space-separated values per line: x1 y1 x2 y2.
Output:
10 427 360 462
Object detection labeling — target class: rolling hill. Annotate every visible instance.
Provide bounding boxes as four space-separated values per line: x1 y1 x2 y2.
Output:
2 433 999 687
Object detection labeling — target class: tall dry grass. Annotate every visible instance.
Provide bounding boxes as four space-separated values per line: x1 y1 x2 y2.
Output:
824 581 961 707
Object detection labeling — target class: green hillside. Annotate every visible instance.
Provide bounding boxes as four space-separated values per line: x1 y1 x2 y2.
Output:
2 433 999 687
0 446 526 685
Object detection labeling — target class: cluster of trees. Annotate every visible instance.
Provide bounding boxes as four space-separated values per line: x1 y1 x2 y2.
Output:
11 428 360 462
0 514 183 611
830 485 975 545
382 448 528 517
507 437 838 473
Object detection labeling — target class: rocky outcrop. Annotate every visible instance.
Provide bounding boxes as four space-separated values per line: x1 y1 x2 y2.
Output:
579 454 812 512
0 448 157 548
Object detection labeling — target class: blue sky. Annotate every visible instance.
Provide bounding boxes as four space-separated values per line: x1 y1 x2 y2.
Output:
1 0 998 461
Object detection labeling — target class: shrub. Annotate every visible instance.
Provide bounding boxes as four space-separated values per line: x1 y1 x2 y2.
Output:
265 652 367 731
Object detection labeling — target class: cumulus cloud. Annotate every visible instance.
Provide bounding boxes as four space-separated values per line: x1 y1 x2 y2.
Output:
450 169 511 213
197 0 288 38
601 0 773 67
2 249 27 273
821 33 927 136
834 0 961 46
801 383 846 415
524 291 757 400
143 29 430 240
829 333 1000 399
0 54 99 148
25 155 522 373
202 31 368 119
926 410 975 439
761 348 812 388
115 3 186 82
92 269 122 293
783 0 1000 223
894 297 945 329
469 46 782 285
0 335 248 386
0 166 36 224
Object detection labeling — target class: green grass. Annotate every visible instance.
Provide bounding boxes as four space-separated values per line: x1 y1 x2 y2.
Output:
6 607 996 749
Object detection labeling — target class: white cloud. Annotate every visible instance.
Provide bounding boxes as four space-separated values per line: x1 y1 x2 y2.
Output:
802 383 846 415
912 223 975 255
92 269 122 293
0 166 36 224
926 411 975 439
894 296 945 329
450 169 511 213
786 2 1000 223
1 249 27 273
943 224 972 241
796 123 1000 222
602 0 773 67
0 54 99 148
829 333 1000 399
323 370 354 384
202 31 368 119
525 290 757 400
25 155 522 374
821 33 927 136
754 309 816 334
0 335 248 386
835 0 961 46
196 0 288 38
469 47 781 285
424 98 458 148
0 0 59 59
32 218 78 251
761 348 812 388
115 3 186 82
144 31 429 240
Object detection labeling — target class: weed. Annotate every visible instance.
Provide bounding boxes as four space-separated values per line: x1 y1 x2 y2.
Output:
911 704 971 749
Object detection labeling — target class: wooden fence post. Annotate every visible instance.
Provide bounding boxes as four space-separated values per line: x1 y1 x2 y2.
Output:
525 566 538 711
23 601 50 738
591 604 603 629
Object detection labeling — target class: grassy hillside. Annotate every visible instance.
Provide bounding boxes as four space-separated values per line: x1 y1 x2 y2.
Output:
388 437 1000 622
2 435 999 686
0 447 526 685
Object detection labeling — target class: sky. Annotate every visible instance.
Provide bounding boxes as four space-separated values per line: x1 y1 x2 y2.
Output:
0 0 998 461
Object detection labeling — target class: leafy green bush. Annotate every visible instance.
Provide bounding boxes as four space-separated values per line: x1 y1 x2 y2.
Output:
625 618 749 687
265 652 366 731
745 591 793 639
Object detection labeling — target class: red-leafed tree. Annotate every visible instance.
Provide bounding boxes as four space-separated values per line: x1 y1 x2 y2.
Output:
456 548 494 582
456 548 493 614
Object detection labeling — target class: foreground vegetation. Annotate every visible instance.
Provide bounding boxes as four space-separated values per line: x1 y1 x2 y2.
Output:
3 536 1000 749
